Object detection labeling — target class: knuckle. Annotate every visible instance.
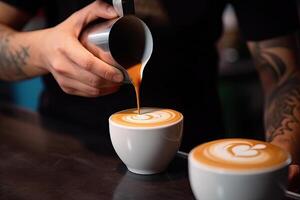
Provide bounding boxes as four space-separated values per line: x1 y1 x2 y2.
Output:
56 45 65 54
103 70 114 81
51 59 60 69
56 42 67 54
62 87 75 95
88 77 102 88
55 77 76 95
82 59 94 71
52 63 67 75
57 79 68 89
69 11 83 26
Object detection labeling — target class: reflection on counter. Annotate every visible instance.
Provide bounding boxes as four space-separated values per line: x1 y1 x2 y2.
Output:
113 154 191 200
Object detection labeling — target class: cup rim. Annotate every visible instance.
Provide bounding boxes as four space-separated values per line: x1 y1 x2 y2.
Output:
188 138 292 175
188 146 292 175
109 107 183 130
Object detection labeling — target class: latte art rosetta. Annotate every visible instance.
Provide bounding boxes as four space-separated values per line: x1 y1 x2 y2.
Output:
204 141 269 165
122 110 174 124
110 108 182 127
228 143 266 157
192 139 290 171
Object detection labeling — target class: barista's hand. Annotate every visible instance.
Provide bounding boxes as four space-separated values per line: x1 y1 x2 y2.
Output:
271 139 300 192
288 164 300 192
35 1 123 97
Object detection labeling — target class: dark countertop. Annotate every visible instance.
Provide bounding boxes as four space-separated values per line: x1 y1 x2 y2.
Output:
0 103 298 200
0 103 194 200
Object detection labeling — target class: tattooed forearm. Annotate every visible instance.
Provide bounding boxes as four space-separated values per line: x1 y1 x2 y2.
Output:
0 29 30 80
248 34 300 142
265 72 300 141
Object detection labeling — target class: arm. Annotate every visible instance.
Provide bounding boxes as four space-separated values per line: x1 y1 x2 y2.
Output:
0 1 45 81
0 25 48 81
0 1 123 97
248 33 300 190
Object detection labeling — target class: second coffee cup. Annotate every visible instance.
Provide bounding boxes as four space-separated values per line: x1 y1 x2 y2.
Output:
189 138 291 200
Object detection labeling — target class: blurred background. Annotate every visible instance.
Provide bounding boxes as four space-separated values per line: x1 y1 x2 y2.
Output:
217 5 264 140
0 3 299 140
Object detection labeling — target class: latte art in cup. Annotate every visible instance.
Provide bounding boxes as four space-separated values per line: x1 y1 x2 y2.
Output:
188 138 291 200
109 107 183 174
191 139 291 172
110 108 182 127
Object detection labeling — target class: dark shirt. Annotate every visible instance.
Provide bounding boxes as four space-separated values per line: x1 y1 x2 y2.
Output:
1 0 299 151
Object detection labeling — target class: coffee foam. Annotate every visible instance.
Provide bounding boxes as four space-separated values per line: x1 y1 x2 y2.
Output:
110 108 182 128
191 139 290 172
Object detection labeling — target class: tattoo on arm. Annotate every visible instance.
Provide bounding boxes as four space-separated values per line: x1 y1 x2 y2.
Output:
0 30 30 80
250 35 300 142
252 44 286 82
265 73 300 141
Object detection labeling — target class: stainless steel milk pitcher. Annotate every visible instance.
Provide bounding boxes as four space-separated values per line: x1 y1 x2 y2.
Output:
80 0 153 83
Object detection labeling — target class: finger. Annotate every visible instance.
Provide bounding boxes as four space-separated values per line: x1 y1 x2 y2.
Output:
53 55 122 88
65 84 120 97
51 73 101 97
62 39 124 83
53 73 120 97
98 85 121 96
288 165 299 181
81 37 118 67
74 65 122 88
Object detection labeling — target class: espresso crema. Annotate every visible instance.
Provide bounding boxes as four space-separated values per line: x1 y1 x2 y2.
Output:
110 108 182 127
191 139 290 171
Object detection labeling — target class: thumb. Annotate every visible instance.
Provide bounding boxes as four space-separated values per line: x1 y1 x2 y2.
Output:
82 0 118 22
69 0 118 34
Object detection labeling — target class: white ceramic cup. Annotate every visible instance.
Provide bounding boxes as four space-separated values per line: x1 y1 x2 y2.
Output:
188 138 291 200
109 107 183 175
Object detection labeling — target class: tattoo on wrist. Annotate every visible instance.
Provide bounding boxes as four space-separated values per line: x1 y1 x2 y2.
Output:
0 31 30 80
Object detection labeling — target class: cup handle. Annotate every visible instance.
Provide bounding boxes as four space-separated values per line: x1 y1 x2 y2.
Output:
177 151 188 158
286 190 300 199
